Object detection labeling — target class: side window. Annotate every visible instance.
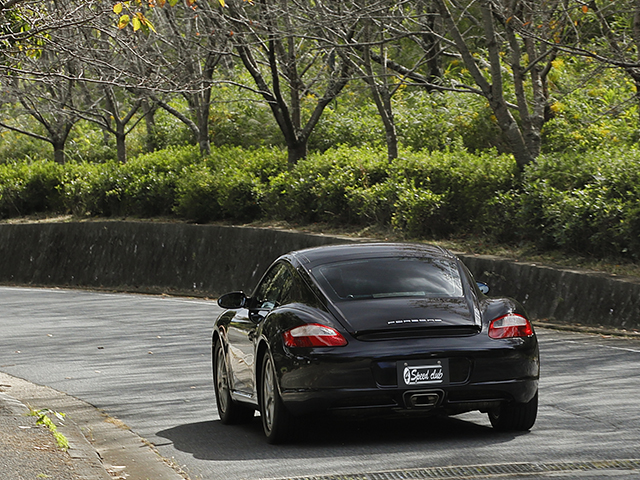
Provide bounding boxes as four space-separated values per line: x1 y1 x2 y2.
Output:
285 270 322 308
254 263 293 310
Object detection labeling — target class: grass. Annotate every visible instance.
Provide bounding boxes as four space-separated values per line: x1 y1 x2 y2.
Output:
29 408 69 451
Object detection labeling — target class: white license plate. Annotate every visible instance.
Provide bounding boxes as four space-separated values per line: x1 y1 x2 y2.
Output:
398 359 449 387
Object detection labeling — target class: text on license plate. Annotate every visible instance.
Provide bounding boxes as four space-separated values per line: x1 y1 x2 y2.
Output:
398 359 449 387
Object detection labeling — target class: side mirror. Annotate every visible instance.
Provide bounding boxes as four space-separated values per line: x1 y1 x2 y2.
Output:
217 292 248 309
477 282 489 295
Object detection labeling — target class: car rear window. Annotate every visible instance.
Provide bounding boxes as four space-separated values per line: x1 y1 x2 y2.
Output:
311 257 464 301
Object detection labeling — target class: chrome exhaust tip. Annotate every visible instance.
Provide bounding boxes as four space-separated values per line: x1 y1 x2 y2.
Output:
404 390 443 409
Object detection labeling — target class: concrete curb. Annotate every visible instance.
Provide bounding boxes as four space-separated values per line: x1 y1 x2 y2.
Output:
0 389 110 480
0 391 30 415
0 372 185 480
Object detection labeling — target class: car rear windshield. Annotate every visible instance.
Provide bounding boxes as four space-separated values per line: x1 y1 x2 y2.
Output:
311 257 464 301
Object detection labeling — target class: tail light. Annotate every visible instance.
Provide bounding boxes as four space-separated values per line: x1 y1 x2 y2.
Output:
283 323 348 347
488 313 533 339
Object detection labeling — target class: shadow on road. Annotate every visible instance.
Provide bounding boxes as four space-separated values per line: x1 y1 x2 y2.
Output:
156 413 523 461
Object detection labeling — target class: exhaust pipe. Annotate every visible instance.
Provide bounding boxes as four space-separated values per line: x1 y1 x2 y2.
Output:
404 390 443 409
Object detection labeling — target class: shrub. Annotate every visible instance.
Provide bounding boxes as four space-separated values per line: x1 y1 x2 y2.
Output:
391 181 446 238
391 149 519 234
174 164 222 222
346 180 398 226
262 146 389 223
61 146 201 217
119 146 200 216
520 147 640 258
61 161 125 216
174 146 277 222
174 166 261 223
4 143 640 261
0 160 64 218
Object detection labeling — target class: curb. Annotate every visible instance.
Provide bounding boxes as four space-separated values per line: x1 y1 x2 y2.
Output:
0 390 111 480
0 372 185 480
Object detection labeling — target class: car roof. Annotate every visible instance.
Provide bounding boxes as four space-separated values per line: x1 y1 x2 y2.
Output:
286 242 457 269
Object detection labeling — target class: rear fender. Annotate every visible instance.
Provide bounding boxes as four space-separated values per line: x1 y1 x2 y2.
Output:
480 298 530 331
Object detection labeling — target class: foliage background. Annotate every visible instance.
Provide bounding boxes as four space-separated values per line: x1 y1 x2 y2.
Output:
2 20 640 265
3 142 640 262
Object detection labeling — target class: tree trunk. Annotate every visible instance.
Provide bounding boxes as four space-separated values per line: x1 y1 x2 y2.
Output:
375 81 398 162
49 122 73 165
197 110 211 156
142 99 159 153
116 127 126 164
422 3 442 86
371 83 398 162
287 139 307 166
384 121 398 162
53 142 66 164
228 2 351 167
359 23 399 163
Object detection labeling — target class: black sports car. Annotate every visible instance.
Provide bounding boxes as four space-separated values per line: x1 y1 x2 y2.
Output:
212 243 539 443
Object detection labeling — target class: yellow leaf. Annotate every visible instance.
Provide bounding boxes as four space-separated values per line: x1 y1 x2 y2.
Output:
132 16 141 31
113 3 123 14
144 18 157 32
218 0 226 6
117 14 130 29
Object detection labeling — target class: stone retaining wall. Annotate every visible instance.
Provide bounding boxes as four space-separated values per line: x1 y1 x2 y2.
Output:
460 255 640 331
0 222 638 330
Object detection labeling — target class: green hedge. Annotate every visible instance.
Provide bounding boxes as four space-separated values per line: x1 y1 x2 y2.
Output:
0 160 64 217
2 144 640 260
518 149 640 257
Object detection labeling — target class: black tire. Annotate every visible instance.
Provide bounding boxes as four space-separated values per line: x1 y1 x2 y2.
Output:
489 390 538 432
213 340 254 424
260 353 296 444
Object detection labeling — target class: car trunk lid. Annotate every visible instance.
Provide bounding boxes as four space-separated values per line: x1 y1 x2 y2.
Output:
330 297 480 339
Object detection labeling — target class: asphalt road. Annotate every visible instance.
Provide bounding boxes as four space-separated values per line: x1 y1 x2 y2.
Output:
1 286 639 480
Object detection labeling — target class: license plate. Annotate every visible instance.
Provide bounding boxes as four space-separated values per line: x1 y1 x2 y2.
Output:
398 359 449 388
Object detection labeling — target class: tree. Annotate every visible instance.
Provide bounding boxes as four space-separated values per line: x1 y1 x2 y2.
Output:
427 0 563 170
354 0 562 169
0 1 89 164
66 3 154 163
220 0 353 165
1 0 92 42
357 21 401 162
339 0 420 162
147 3 231 156
0 73 79 164
564 1 640 127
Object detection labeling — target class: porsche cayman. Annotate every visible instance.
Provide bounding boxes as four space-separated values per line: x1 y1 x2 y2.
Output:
212 243 539 443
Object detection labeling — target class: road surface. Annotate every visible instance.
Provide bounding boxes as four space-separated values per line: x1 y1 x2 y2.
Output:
1 286 639 479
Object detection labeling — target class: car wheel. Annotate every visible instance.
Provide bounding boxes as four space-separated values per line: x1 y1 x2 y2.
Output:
489 390 538 432
260 352 296 444
213 340 254 424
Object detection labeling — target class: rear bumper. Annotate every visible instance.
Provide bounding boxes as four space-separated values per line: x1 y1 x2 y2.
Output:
281 377 538 416
276 336 539 417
